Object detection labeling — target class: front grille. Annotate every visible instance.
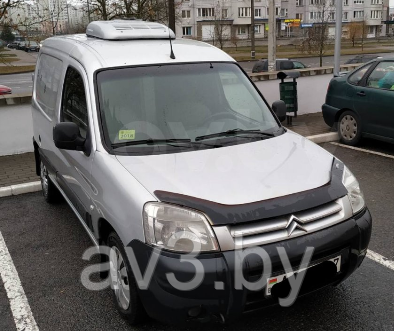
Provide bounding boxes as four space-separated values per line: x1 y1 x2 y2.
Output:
213 196 352 251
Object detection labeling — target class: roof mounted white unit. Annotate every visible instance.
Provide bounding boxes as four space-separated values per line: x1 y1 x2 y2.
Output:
86 20 175 40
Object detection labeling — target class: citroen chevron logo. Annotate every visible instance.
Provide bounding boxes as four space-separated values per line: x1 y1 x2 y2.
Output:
286 215 308 237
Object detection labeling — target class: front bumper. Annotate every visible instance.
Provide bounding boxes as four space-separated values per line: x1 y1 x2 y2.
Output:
128 208 372 324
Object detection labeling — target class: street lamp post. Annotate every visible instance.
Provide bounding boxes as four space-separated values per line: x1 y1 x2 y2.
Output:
334 0 343 76
268 0 276 72
169 0 176 34
87 0 91 23
251 0 255 59
66 2 70 34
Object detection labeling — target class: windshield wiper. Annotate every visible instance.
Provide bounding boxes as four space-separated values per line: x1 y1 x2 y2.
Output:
111 138 192 149
111 138 223 149
195 129 275 142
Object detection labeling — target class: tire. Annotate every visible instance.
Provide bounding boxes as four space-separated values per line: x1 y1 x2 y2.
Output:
338 110 362 146
107 232 147 325
40 161 61 203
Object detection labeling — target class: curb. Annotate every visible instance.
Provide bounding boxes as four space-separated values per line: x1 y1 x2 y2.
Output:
0 132 339 199
0 181 41 198
0 69 35 76
306 132 339 144
249 64 360 81
0 94 32 106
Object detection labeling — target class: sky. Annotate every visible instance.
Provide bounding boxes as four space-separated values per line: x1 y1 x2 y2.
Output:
391 0 394 7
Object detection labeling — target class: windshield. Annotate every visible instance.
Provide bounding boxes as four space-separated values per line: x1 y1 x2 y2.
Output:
96 62 281 154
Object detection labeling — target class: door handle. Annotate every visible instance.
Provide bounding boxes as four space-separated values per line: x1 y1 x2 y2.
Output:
357 91 366 97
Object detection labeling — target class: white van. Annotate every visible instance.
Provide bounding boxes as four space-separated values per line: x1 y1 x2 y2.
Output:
32 20 372 325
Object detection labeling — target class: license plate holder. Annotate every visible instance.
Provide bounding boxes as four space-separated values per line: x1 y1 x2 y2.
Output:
265 255 341 297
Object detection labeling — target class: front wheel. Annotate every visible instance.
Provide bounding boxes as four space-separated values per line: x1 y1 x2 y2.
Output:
108 232 147 325
40 161 61 203
338 111 362 146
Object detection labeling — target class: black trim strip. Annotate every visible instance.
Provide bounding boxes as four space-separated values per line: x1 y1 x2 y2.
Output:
154 159 348 225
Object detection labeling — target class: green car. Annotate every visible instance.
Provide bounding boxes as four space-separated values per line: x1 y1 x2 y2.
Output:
322 58 394 145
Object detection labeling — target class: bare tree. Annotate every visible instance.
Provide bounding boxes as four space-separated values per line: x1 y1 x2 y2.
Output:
8 2 46 39
88 0 118 21
360 16 368 51
0 0 22 22
231 28 240 51
300 0 335 67
87 0 177 23
209 1 231 49
130 0 168 21
347 22 364 47
13 0 68 36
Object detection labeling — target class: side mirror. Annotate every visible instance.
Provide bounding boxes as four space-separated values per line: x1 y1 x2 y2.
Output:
53 122 86 151
272 100 287 122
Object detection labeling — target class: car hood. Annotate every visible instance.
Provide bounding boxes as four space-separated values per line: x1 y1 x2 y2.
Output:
116 131 333 205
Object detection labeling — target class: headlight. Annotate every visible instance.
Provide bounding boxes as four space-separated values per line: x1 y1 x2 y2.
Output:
143 202 219 253
342 166 365 214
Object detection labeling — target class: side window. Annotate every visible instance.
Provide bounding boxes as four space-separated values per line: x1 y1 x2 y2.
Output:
61 67 89 138
293 61 306 69
280 61 293 70
348 63 373 85
366 62 394 90
35 54 63 118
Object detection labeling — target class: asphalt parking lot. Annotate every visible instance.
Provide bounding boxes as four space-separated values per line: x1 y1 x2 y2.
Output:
0 140 393 331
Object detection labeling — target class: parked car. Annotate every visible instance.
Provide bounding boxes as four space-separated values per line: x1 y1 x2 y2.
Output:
0 85 12 95
252 59 308 73
16 42 26 50
345 55 380 65
7 42 20 49
323 58 394 145
25 41 40 52
32 20 372 325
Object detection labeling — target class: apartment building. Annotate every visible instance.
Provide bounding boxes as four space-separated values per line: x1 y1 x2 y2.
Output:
282 0 390 37
385 6 394 35
5 0 83 36
176 0 282 41
176 0 389 41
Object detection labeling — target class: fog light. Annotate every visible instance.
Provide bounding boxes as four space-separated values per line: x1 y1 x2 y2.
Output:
188 306 202 317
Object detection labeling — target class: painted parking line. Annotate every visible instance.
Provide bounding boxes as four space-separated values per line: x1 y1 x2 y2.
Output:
330 142 394 160
367 250 394 272
0 232 39 331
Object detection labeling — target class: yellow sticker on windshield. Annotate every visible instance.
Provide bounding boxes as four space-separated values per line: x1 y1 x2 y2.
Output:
119 130 135 140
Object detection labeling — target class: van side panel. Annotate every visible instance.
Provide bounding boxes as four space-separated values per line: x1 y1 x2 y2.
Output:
31 52 65 174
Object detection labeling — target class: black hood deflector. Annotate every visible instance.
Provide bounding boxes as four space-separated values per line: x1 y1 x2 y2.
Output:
154 159 348 226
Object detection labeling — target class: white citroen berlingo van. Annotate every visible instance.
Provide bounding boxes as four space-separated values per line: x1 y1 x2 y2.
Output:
32 20 372 325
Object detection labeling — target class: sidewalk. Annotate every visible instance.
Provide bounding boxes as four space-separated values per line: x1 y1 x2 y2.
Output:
0 49 38 67
287 112 331 136
0 152 36 188
0 113 331 188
